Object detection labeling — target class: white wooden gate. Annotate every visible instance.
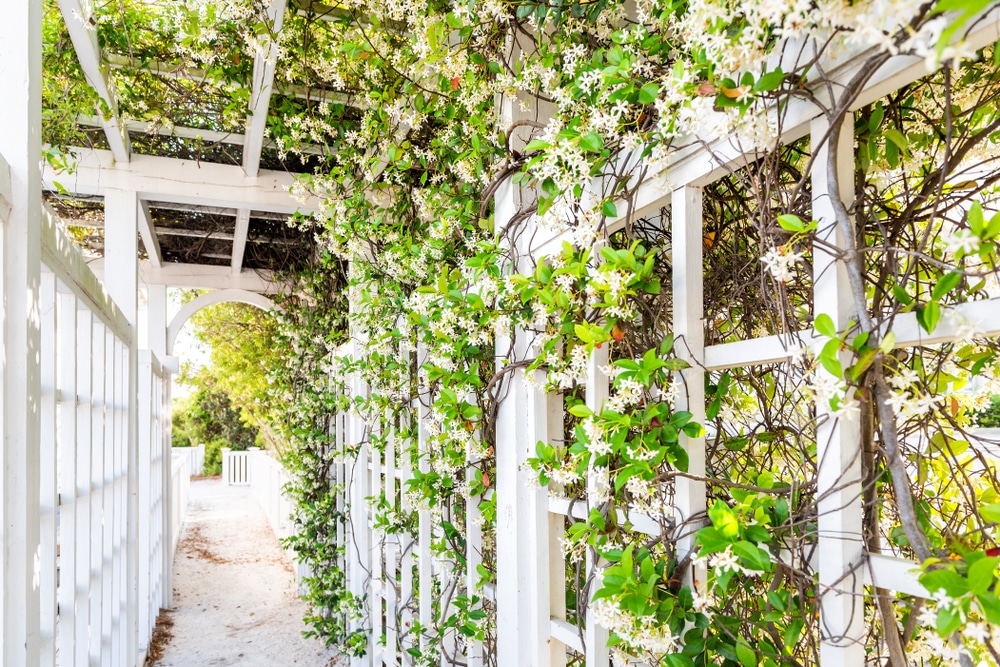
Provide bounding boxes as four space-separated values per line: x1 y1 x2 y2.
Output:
222 448 252 486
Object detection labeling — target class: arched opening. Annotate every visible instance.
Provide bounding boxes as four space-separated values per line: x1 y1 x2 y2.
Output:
166 289 277 356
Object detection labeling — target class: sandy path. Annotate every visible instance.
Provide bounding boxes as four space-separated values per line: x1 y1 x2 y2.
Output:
154 479 342 667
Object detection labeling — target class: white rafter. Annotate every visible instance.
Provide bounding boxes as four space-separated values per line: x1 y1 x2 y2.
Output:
231 209 252 275
57 0 131 163
137 200 162 268
42 148 317 214
244 0 289 177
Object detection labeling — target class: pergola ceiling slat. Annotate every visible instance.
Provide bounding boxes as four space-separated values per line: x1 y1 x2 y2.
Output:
231 209 252 275
57 0 131 163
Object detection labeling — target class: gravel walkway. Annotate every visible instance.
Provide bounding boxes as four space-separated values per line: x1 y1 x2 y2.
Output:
154 479 342 667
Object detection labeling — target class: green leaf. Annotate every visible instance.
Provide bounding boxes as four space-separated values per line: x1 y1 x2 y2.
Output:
708 500 739 538
579 132 603 152
814 313 837 338
735 641 757 667
753 68 784 92
931 272 962 300
916 302 941 333
777 214 805 232
602 200 618 218
568 403 593 418
524 139 550 151
638 82 659 104
982 503 1000 523
883 128 910 155
967 556 998 595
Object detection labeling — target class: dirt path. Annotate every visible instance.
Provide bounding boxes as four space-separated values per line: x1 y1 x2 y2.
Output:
153 479 342 667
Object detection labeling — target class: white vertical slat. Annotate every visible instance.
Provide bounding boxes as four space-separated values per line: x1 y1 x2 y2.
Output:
162 375 174 610
385 409 398 666
464 435 483 667
89 319 106 667
671 186 708 578
113 338 127 667
494 331 529 666
101 328 115 666
137 351 153 647
371 420 384 664
416 365 433 657
75 306 94 664
57 290 79 663
585 346 610 665
39 271 58 667
526 372 557 667
811 116 865 664
546 388 568 667
399 400 414 667
0 1 43 661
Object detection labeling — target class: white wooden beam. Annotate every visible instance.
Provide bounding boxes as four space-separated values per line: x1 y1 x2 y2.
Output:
138 200 162 268
231 209 251 274
0 0 43 660
56 0 130 163
606 6 1000 224
43 148 318 213
244 0 288 177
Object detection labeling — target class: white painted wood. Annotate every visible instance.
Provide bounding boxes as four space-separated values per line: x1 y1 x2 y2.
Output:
811 115 865 665
104 53 364 110
88 319 106 667
166 289 275 354
416 358 432 657
100 328 115 666
0 152 11 222
38 271 58 667
74 115 327 157
865 554 928 599
0 1 43 660
370 421 384 663
41 204 131 343
244 0 288 177
385 410 399 667
550 618 584 654
42 148 317 214
57 290 80 662
584 346 611 666
231 209 252 274
546 390 568 667
139 200 163 268
75 307 94 663
56 0 131 162
671 186 707 578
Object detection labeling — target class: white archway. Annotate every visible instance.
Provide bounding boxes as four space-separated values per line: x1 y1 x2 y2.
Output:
167 289 277 355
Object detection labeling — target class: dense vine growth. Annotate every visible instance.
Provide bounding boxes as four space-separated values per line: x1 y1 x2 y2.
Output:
42 0 1000 664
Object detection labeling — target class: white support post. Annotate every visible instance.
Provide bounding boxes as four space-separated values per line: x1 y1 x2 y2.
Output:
146 283 168 359
348 341 372 667
0 1 43 662
371 421 384 664
231 209 251 275
584 347 610 666
385 410 399 666
416 361 432 659
399 400 414 667
811 116 865 664
39 272 57 667
671 186 707 576
105 188 140 666
242 0 288 177
57 291 80 663
546 390 567 667
101 328 115 666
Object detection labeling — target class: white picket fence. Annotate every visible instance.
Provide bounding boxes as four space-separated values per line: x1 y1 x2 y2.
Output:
222 448 252 486
1 147 191 666
328 13 1000 667
172 443 206 477
247 448 309 584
